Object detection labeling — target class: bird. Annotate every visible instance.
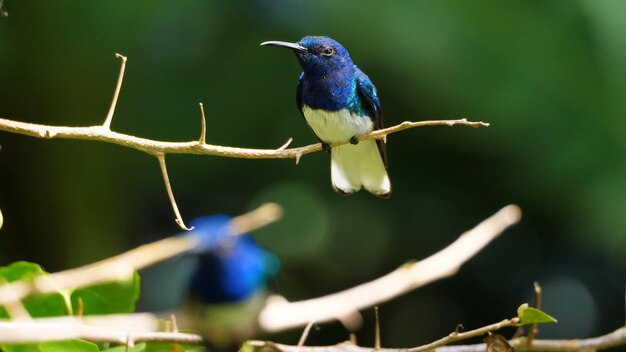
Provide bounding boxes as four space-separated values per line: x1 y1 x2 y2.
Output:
261 36 391 198
181 215 280 346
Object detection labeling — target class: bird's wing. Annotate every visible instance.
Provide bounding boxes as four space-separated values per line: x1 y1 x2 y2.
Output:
356 68 387 167
297 73 328 153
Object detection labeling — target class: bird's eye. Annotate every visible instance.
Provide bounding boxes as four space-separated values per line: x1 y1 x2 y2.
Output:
321 46 334 57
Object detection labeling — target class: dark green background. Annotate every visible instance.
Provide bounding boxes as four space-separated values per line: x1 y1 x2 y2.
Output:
1 0 625 347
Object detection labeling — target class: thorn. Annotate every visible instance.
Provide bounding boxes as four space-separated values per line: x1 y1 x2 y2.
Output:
297 321 315 348
382 135 387 144
198 102 207 145
455 323 464 334
295 153 302 165
156 154 194 231
103 53 128 130
277 137 293 151
374 306 381 351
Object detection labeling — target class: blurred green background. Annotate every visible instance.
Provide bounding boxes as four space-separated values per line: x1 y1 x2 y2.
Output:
1 0 625 347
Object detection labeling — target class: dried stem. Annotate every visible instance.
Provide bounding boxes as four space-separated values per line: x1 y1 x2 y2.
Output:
0 203 282 308
526 281 542 345
258 205 521 332
156 153 193 231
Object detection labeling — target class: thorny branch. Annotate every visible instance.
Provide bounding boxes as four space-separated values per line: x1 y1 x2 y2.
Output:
0 54 489 228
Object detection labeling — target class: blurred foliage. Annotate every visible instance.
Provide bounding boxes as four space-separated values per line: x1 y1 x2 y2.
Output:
0 0 624 347
0 262 144 352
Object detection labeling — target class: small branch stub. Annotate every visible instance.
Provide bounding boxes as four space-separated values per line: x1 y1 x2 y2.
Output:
198 102 207 145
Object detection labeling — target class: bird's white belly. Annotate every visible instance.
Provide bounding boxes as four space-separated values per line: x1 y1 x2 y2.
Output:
302 105 374 144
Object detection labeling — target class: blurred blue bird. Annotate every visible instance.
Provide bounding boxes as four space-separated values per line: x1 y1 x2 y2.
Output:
182 215 280 346
262 36 391 198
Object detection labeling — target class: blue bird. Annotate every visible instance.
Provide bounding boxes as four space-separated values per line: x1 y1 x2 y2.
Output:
262 36 391 198
182 215 280 346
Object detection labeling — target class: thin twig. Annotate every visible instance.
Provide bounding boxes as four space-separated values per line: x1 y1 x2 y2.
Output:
0 203 282 308
298 321 315 348
374 307 381 351
245 326 626 352
102 54 127 130
156 153 193 231
258 205 521 332
0 315 203 344
526 281 542 345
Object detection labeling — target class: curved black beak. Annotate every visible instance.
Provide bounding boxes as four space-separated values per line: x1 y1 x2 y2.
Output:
260 41 308 53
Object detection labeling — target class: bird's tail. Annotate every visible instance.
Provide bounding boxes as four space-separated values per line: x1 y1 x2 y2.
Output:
330 140 391 198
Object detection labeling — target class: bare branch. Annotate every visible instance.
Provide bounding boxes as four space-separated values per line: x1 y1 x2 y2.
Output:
0 117 488 159
245 326 626 352
258 205 522 332
0 203 282 308
407 318 518 352
0 314 203 344
102 54 127 130
0 54 488 228
156 153 193 231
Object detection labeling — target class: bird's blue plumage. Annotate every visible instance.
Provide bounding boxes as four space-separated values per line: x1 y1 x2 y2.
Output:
187 215 279 304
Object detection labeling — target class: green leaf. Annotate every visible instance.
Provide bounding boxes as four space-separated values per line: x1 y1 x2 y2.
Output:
0 262 68 318
71 271 140 315
517 303 558 325
102 342 146 352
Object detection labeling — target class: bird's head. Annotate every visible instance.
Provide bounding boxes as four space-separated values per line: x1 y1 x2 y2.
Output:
262 36 353 78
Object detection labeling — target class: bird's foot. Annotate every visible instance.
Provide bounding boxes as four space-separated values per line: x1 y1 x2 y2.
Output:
349 136 360 145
